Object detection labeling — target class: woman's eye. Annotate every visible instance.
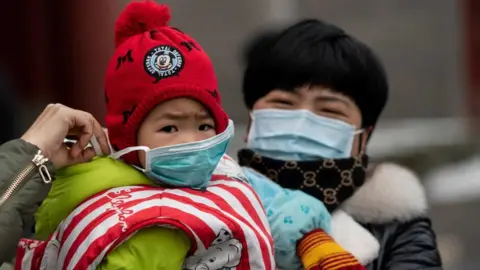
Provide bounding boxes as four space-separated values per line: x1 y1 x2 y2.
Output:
271 99 294 106
322 108 342 115
199 124 214 131
159 126 178 133
320 108 347 119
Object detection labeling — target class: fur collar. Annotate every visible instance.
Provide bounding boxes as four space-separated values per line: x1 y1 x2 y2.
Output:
330 163 428 265
330 210 380 265
342 162 428 224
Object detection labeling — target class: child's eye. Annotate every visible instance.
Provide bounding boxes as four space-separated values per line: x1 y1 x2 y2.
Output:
158 126 178 133
199 124 214 131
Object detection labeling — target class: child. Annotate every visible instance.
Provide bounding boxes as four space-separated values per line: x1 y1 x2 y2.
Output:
15 2 275 269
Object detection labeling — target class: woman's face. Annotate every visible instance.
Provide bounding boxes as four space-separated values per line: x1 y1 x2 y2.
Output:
249 85 368 156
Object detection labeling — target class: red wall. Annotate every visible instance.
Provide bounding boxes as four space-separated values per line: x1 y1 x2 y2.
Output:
465 0 480 125
0 1 117 124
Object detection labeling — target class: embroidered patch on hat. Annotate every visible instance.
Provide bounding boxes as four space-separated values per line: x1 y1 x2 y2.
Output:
144 45 184 83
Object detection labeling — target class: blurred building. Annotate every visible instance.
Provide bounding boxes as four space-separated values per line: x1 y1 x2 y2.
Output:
0 0 473 126
1 1 480 269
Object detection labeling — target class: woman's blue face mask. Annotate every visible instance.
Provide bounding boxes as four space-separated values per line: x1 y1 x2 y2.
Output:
246 109 363 161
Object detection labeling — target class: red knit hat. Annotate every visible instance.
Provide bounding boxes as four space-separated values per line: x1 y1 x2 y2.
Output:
105 1 228 165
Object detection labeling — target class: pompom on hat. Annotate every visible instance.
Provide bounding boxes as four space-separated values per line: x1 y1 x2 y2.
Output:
105 1 228 165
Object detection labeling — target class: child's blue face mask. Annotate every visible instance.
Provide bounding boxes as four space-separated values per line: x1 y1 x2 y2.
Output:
111 120 234 190
247 109 363 161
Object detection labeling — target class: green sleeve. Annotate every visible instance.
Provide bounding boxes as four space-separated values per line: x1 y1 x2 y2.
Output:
97 227 191 270
0 139 55 264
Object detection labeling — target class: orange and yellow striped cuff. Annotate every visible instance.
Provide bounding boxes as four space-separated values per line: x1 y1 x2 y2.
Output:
297 229 364 270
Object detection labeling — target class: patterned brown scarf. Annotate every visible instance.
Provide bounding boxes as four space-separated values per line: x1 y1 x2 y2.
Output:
238 149 368 212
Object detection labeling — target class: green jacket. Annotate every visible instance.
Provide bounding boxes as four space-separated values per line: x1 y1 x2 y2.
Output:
0 140 190 269
0 139 54 265
35 157 190 269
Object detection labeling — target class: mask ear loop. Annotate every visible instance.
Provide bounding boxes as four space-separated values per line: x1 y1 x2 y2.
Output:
109 146 151 172
90 136 103 156
356 126 373 154
357 133 364 154
109 146 150 160
64 137 104 156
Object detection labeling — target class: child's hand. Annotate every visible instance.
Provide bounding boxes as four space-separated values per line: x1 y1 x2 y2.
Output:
265 188 331 270
297 229 365 270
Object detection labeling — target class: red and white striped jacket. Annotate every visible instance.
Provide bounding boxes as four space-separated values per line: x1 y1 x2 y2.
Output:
16 155 275 270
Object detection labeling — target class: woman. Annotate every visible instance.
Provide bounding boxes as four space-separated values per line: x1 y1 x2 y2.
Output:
0 104 109 265
238 19 442 269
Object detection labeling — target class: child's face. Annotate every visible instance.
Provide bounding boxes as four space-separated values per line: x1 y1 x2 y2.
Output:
137 97 216 167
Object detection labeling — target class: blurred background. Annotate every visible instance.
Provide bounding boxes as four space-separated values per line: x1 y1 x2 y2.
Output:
1 0 480 269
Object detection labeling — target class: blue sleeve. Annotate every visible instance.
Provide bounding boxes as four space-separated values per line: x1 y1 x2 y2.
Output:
242 167 284 208
243 167 331 270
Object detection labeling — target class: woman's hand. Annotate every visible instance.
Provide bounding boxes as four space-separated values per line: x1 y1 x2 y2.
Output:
21 103 111 169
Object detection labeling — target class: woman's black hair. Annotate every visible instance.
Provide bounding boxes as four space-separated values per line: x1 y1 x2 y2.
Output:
242 19 389 128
